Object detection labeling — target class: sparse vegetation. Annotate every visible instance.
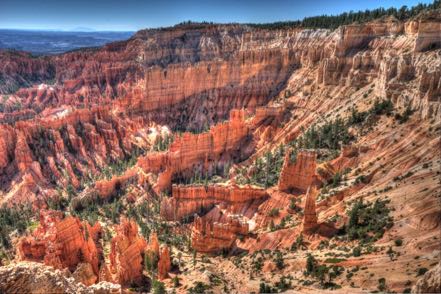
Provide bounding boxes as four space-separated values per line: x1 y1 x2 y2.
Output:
305 254 343 289
345 199 393 244
188 281 210 294
0 205 35 250
152 279 166 294
236 145 285 188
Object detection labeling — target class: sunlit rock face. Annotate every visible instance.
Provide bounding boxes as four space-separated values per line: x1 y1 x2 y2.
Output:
0 8 440 293
109 217 147 286
278 150 318 193
1 11 440 206
17 210 102 281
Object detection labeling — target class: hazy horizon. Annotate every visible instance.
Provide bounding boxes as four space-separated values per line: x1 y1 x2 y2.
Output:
0 0 435 32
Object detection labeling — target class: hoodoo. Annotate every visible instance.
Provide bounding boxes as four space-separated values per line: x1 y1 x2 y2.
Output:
1 2 440 293
302 186 319 233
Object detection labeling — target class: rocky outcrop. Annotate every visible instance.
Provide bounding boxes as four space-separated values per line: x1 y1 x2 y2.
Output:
161 184 268 221
191 215 249 253
109 218 147 286
94 169 138 199
0 105 155 205
302 186 319 233
412 263 441 293
73 263 98 286
407 10 441 52
157 246 171 280
0 262 121 294
17 210 101 279
138 109 253 193
278 150 318 193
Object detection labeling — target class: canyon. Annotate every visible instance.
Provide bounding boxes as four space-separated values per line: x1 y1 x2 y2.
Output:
0 6 440 294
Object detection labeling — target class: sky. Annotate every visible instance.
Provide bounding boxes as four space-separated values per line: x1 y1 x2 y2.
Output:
0 0 435 31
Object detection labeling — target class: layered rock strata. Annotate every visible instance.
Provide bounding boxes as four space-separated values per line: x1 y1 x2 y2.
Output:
161 184 268 221
138 109 253 193
17 210 101 279
109 218 147 286
1 12 441 207
278 150 318 193
302 186 319 233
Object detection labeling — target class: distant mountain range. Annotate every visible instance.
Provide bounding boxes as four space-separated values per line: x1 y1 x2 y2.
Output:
0 29 134 55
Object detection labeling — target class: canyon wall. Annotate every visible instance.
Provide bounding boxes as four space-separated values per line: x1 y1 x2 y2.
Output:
1 11 441 205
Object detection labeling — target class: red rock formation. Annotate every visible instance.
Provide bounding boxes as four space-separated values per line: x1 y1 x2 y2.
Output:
17 210 101 278
161 184 268 221
94 168 137 199
148 232 160 256
157 246 171 280
316 144 370 182
0 50 54 95
302 186 319 233
191 215 249 253
278 150 318 193
1 13 440 207
109 217 147 286
138 109 252 193
406 10 441 52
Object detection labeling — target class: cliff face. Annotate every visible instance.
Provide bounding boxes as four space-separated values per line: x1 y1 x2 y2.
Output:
278 150 318 193
109 218 147 286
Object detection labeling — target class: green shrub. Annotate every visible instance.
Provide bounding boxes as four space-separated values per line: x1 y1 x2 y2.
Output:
188 281 209 294
417 267 428 276
268 208 280 217
352 246 362 257
346 199 393 244
274 250 285 269
355 175 369 184
152 280 166 294
259 282 276 293
377 278 387 292
371 99 393 116
296 118 354 151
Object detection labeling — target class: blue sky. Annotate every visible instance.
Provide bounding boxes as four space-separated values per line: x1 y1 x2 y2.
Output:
0 0 434 31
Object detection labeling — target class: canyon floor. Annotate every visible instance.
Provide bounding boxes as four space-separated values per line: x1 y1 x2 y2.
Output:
0 6 440 294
